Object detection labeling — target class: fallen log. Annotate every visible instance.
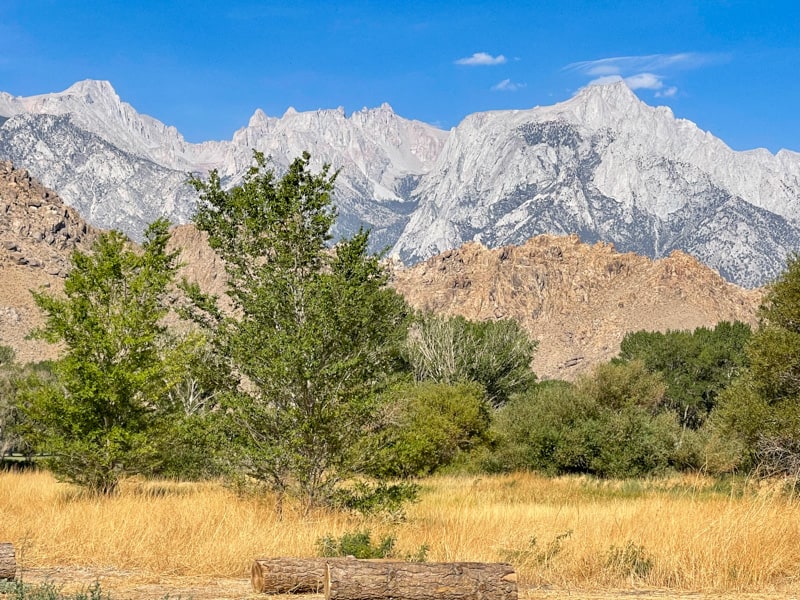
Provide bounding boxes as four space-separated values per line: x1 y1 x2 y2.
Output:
0 543 15 581
251 557 357 593
325 560 517 600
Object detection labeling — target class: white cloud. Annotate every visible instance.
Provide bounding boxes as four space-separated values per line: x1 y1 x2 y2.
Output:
656 86 678 98
624 72 663 90
455 52 507 66
565 52 726 98
586 64 621 77
491 79 526 91
588 75 624 86
565 52 720 76
562 52 730 98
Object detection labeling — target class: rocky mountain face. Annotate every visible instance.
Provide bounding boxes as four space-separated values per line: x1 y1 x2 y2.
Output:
0 161 98 363
392 235 762 379
395 84 800 287
1 80 799 287
0 81 447 249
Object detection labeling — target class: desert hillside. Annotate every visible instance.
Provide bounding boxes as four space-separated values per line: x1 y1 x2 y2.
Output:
0 161 97 363
392 236 762 379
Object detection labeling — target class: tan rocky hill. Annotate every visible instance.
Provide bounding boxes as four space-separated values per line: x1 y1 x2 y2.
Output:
392 235 763 380
0 161 98 363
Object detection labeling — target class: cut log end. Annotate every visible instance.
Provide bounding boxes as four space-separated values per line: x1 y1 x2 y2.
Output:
251 557 356 594
0 543 15 581
250 560 265 594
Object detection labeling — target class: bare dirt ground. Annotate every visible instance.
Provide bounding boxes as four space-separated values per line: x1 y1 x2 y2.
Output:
11 567 800 600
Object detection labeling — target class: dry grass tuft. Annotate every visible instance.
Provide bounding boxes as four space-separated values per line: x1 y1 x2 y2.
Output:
2 470 799 593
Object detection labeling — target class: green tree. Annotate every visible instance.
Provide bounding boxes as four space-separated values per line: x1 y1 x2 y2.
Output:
21 219 189 493
365 381 490 478
489 363 679 478
184 152 410 510
713 255 800 472
404 312 537 407
618 322 751 429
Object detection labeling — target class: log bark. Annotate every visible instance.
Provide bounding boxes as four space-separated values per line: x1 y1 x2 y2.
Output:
325 561 517 600
251 557 358 593
0 543 15 581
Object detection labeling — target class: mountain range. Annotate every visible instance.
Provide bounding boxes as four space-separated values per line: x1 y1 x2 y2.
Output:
1 80 799 287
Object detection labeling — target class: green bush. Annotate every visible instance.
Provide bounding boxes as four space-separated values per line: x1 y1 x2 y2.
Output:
331 480 419 518
366 381 491 478
488 366 680 478
317 529 396 559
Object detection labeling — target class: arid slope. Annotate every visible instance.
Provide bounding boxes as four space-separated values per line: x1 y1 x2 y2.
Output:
392 235 762 379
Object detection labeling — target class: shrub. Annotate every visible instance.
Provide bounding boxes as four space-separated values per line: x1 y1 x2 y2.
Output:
317 529 396 559
366 381 491 478
489 369 679 478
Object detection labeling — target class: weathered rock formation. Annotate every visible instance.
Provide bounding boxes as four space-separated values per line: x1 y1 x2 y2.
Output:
392 234 762 379
0 162 98 363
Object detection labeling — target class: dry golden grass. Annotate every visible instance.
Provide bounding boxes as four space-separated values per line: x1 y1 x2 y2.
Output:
1 470 799 594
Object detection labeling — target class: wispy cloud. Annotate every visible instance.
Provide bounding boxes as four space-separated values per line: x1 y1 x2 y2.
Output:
623 72 664 90
566 52 720 76
491 78 526 92
656 86 678 98
564 52 726 97
455 52 507 66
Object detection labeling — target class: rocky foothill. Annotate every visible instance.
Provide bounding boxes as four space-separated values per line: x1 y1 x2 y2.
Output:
392 234 762 380
0 160 96 275
0 161 97 362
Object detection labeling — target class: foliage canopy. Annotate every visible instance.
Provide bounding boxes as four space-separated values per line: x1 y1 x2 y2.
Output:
185 151 410 510
21 220 190 493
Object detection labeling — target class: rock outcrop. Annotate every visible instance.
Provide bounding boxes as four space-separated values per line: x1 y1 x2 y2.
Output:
392 234 762 379
0 161 98 362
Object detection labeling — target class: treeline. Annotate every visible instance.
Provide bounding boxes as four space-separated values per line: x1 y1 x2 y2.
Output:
2 152 800 510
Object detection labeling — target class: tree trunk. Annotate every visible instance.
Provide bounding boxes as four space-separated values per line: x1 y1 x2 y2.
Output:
325 561 517 600
0 543 15 581
251 557 357 593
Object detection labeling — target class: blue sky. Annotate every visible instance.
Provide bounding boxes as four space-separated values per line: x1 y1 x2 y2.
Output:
1 1 798 152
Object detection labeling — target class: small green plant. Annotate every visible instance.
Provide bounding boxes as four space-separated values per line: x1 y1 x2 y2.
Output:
1 580 111 600
502 530 572 567
404 544 429 563
317 529 397 559
316 528 428 562
605 541 653 578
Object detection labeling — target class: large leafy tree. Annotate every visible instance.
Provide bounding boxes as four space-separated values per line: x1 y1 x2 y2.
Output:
618 321 751 429
713 254 800 472
22 219 188 493
404 312 537 407
185 152 410 510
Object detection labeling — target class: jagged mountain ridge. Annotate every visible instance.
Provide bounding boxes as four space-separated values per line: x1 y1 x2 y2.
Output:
395 84 800 287
1 80 799 286
0 81 447 248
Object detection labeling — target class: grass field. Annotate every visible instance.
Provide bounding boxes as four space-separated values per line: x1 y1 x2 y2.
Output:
1 470 799 595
